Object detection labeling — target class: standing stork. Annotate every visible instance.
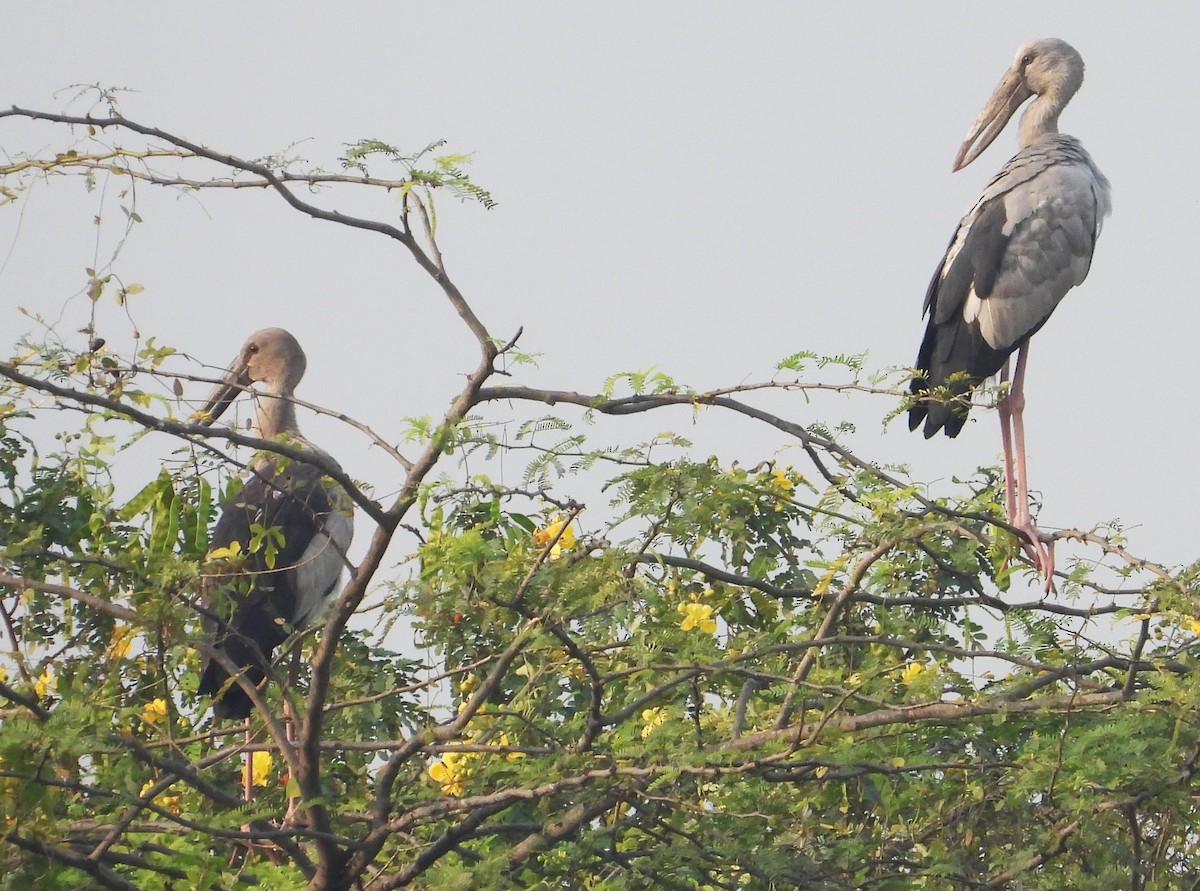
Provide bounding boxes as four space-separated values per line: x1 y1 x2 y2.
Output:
196 328 353 796
909 38 1111 583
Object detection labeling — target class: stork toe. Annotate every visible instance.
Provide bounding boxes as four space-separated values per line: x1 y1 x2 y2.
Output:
1014 520 1056 593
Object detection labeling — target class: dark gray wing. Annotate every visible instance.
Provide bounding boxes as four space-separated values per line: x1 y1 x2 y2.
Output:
198 457 350 719
909 136 1110 437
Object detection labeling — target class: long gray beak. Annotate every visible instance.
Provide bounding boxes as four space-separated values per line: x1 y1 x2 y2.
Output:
952 67 1032 172
198 356 250 426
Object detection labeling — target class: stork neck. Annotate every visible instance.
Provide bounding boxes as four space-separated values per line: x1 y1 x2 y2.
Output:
1018 91 1066 148
253 392 299 440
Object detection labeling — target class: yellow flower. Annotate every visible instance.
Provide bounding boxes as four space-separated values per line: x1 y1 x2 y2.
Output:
251 751 273 787
34 667 56 698
108 624 134 661
532 518 576 557
899 661 926 684
677 602 718 635
769 469 794 493
428 750 473 796
496 732 525 761
140 698 168 725
1185 617 1200 636
640 707 667 738
139 779 180 813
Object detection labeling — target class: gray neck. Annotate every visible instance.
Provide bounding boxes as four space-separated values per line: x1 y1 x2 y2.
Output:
253 392 299 440
1018 94 1063 147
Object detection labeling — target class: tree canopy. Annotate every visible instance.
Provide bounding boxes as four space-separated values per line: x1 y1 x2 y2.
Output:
0 95 1197 891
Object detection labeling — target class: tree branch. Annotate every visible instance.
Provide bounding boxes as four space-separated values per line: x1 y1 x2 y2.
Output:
731 690 1127 752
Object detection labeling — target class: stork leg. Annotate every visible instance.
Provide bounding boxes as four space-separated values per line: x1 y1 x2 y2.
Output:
997 360 1018 524
282 645 302 826
243 727 254 802
228 721 255 869
1001 344 1055 589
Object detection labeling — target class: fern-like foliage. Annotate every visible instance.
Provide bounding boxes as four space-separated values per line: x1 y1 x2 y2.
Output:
340 138 497 209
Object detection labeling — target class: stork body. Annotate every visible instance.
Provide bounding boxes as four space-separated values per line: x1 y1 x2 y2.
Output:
909 39 1110 582
197 328 353 720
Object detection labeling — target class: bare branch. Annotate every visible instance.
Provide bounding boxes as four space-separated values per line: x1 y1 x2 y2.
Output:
6 833 141 891
731 690 1127 752
0 359 386 525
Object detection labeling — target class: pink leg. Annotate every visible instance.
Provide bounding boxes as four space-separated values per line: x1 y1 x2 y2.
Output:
997 359 1017 524
243 727 253 802
230 725 254 867
1006 345 1055 589
282 647 301 825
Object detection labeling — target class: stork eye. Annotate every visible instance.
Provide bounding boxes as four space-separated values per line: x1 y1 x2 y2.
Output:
247 344 260 354
1021 53 1034 67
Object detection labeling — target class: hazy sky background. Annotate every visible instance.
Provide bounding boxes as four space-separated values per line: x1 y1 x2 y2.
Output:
3 5 1198 589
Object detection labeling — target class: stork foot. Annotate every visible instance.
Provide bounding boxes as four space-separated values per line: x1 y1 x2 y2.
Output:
1014 520 1055 593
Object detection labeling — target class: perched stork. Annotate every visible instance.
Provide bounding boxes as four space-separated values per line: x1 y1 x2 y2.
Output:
197 328 354 724
909 38 1111 582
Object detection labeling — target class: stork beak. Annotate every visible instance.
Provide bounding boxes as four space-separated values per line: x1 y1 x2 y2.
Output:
197 356 251 426
952 67 1032 171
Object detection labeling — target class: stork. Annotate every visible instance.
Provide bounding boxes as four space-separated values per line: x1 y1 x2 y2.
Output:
196 327 353 798
909 38 1111 584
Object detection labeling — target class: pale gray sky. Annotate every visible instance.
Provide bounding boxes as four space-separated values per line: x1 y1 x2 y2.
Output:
3 5 1198 580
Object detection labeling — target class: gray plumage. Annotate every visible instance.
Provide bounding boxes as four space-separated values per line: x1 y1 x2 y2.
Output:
196 328 354 719
910 39 1112 438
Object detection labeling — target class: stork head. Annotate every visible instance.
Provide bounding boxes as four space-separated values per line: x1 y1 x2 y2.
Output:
199 328 307 428
952 38 1085 172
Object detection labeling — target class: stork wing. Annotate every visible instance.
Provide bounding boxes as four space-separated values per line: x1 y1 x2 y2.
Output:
911 136 1109 437
290 480 353 628
198 457 353 718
